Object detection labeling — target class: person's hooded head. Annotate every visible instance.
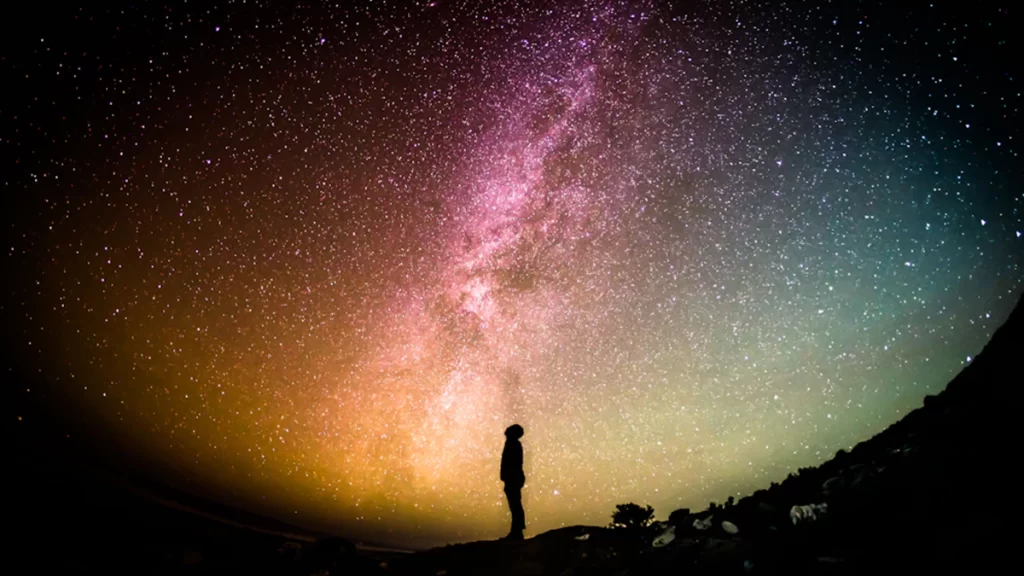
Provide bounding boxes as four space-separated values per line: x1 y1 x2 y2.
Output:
504 424 524 440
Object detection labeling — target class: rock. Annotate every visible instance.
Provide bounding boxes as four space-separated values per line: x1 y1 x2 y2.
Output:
822 474 840 487
693 515 714 531
823 473 847 496
790 503 828 525
652 525 676 547
890 445 913 458
574 533 590 541
277 540 303 562
722 521 739 535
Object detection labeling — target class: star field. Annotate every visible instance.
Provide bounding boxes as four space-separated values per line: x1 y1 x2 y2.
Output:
4 1 1022 547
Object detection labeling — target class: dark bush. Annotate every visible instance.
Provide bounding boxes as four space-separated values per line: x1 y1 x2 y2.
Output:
610 503 656 530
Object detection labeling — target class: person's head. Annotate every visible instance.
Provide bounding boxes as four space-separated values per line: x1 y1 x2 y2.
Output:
504 424 524 440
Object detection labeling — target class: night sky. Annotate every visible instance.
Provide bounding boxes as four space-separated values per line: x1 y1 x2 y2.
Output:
4 0 1022 547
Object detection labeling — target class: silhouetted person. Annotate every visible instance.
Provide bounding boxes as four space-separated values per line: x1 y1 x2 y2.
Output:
501 424 526 540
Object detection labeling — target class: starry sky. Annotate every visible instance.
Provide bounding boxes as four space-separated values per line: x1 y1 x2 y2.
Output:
3 0 1022 548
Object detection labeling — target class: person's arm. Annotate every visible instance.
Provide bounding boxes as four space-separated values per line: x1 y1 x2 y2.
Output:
515 443 524 481
500 443 509 482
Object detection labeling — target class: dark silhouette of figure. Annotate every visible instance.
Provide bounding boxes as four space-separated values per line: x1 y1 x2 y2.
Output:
500 424 526 540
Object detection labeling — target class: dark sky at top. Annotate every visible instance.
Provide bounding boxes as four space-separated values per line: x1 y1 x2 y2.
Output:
3 0 1021 547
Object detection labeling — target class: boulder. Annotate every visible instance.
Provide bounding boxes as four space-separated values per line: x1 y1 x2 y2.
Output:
790 503 828 525
822 475 847 496
693 515 714 531
277 541 303 563
652 525 676 547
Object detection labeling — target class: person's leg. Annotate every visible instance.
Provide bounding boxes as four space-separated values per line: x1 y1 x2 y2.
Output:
504 484 525 536
510 485 525 532
513 489 525 531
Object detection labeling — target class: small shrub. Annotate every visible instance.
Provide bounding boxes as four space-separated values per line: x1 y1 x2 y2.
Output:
610 502 656 530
